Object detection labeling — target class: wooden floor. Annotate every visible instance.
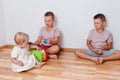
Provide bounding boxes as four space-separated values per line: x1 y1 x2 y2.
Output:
0 46 120 80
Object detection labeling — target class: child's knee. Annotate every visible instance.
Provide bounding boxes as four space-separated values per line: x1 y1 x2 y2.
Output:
47 46 59 54
115 50 120 54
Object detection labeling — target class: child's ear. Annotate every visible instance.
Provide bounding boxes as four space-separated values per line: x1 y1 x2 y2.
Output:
103 21 106 26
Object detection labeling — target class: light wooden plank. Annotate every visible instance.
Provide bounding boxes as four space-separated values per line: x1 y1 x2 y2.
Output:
34 75 75 80
0 74 23 80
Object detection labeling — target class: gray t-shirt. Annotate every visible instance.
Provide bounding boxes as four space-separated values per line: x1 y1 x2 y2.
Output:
87 29 113 48
39 26 60 46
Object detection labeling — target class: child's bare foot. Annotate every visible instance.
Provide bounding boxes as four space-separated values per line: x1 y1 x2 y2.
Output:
98 57 104 64
49 54 57 59
91 57 99 64
34 62 46 68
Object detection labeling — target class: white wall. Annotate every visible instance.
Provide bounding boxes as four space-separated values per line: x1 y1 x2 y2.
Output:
0 0 6 46
3 0 120 49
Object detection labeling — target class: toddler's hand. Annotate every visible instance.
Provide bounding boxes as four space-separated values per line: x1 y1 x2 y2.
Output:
17 61 24 66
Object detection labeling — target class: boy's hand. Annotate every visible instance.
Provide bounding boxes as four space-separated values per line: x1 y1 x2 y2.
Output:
17 61 24 66
35 45 42 50
38 46 42 50
34 45 39 50
94 49 103 55
30 45 40 50
47 38 52 44
101 45 108 50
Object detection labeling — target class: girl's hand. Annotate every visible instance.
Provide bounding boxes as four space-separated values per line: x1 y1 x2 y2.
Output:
17 61 24 66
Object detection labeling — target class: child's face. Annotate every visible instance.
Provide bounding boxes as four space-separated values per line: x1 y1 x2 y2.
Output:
18 36 29 48
94 18 105 30
44 16 54 27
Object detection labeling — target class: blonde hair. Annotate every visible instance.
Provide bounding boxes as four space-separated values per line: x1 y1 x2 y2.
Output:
14 32 29 45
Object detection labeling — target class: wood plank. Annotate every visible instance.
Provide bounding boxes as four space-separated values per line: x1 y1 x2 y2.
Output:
0 74 23 80
34 75 75 80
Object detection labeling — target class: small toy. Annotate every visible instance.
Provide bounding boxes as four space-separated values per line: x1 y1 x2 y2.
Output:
43 38 47 43
30 49 48 62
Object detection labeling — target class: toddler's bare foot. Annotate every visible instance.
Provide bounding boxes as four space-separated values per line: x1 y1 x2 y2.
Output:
38 62 46 67
98 57 104 64
49 54 57 59
34 62 46 68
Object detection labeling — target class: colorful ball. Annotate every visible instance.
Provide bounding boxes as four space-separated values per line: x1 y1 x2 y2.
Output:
30 49 48 62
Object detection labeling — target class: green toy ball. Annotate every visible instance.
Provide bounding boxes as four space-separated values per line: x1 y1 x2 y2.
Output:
30 49 48 62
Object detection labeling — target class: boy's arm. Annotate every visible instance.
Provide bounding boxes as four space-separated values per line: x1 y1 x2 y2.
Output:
48 36 60 45
11 58 23 66
87 39 103 55
29 45 39 50
34 36 42 45
101 42 112 50
87 39 96 52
